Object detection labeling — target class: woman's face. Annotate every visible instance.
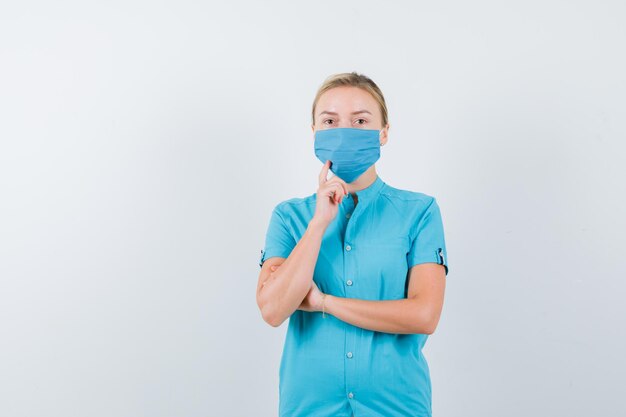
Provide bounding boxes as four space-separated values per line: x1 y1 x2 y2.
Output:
312 86 389 145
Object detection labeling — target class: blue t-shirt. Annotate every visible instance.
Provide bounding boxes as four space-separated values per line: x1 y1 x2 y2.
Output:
259 175 449 417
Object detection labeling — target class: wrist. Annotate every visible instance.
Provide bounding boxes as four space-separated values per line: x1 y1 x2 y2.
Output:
316 293 328 317
320 293 335 317
309 216 329 232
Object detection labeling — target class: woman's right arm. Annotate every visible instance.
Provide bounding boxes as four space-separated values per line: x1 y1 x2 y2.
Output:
256 217 327 327
256 160 348 327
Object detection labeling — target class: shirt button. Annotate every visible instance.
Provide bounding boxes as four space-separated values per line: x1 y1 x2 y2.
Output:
345 244 351 251
348 392 354 399
346 279 353 286
346 352 353 358
346 213 351 218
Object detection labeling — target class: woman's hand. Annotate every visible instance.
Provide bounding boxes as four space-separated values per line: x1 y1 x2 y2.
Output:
313 160 349 227
297 280 325 313
269 264 325 312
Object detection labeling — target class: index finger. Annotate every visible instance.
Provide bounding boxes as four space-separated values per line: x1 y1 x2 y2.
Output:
326 176 349 196
318 160 331 185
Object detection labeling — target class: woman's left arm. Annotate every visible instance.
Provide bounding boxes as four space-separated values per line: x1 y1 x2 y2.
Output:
324 263 446 335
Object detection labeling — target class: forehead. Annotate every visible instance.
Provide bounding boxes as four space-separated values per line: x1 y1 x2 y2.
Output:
316 86 378 113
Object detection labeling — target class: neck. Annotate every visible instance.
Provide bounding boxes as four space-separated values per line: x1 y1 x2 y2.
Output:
346 166 378 202
347 166 377 193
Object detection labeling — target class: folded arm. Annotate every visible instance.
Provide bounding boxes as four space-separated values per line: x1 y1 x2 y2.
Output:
278 262 445 334
256 218 327 327
324 263 446 334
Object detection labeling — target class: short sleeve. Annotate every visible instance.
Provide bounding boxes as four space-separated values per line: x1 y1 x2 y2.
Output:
407 197 449 275
258 205 297 268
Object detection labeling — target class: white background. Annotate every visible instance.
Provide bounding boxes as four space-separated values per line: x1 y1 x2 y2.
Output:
1 1 625 416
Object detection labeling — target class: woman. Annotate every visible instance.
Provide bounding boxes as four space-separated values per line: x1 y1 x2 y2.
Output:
256 72 449 417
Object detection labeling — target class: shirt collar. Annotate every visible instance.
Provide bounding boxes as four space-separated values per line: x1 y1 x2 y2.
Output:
353 175 385 201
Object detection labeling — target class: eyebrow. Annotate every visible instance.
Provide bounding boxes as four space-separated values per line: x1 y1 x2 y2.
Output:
318 110 372 116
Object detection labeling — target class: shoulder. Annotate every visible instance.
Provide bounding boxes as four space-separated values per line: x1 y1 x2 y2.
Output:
380 184 445 235
379 183 444 229
380 182 437 208
273 192 316 215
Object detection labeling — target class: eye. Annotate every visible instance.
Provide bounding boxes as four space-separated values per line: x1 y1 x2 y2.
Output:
355 118 367 125
323 119 334 125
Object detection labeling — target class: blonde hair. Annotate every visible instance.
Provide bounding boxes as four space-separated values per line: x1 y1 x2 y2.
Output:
311 71 389 127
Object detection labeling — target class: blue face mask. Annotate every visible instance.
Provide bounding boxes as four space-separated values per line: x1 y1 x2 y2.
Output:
314 127 382 183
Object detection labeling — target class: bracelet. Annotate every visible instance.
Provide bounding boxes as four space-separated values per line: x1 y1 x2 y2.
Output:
321 294 327 318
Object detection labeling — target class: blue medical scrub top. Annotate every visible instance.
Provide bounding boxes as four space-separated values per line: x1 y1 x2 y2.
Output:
259 175 449 417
